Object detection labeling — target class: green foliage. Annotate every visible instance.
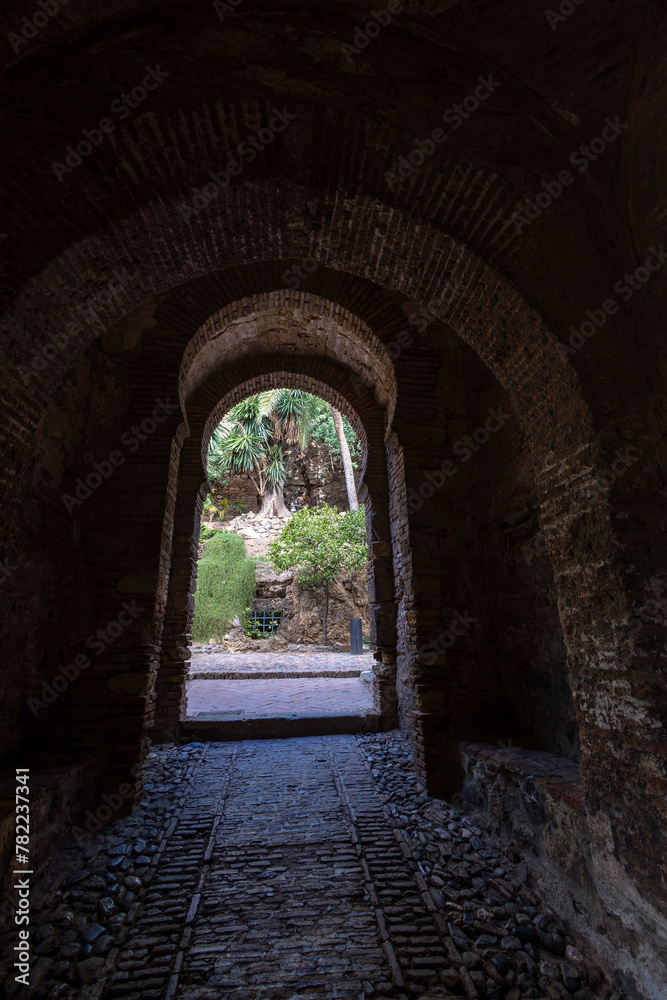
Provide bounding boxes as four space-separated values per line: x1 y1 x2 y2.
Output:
202 495 228 522
309 399 361 468
192 532 256 642
206 390 361 488
268 504 367 587
207 389 312 488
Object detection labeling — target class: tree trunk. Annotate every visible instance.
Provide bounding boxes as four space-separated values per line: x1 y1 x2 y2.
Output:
323 578 329 645
331 406 358 510
296 456 313 503
260 482 291 518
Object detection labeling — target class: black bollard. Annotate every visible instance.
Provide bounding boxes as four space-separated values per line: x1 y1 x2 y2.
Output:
350 618 363 654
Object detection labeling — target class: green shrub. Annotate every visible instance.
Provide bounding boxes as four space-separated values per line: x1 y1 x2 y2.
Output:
191 531 256 642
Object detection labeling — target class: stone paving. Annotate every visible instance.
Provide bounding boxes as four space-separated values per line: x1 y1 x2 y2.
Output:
188 650 376 679
0 733 625 1000
186 677 375 719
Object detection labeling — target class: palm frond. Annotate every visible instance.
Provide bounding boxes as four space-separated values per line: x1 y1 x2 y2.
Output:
257 390 281 419
297 394 321 451
265 444 288 486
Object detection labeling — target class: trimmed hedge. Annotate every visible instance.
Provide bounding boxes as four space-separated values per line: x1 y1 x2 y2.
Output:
191 531 256 642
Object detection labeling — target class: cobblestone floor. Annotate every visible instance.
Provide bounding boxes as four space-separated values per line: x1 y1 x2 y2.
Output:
0 734 624 1000
186 677 375 718
188 651 376 679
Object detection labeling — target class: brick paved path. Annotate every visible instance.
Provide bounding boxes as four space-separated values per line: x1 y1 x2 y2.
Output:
99 737 454 1000
188 650 376 679
186 677 375 718
0 734 616 1000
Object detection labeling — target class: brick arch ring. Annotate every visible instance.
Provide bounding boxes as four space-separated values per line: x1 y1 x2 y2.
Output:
179 290 397 433
0 191 633 831
154 353 399 739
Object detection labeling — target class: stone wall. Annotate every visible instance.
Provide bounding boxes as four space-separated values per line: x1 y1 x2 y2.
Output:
458 742 614 985
209 439 361 517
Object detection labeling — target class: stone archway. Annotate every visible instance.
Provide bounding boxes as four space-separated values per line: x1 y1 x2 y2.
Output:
1 232 640 927
155 337 400 740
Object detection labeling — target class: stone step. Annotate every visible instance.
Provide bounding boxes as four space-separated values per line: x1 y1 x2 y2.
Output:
187 669 364 680
180 714 381 740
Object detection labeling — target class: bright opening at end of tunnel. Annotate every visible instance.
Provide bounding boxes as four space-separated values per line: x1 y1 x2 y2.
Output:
184 388 380 735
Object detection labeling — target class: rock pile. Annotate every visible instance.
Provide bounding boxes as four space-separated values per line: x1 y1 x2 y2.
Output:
217 510 291 558
357 731 625 1000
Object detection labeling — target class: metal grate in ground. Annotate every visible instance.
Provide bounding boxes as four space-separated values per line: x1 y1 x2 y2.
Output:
193 710 246 720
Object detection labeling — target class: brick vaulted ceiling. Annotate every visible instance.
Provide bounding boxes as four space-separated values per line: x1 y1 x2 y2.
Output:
0 0 662 319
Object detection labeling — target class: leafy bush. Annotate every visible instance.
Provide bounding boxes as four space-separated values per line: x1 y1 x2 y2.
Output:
268 504 366 643
192 532 256 642
269 504 366 587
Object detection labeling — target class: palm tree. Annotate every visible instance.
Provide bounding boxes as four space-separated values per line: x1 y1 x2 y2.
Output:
208 390 319 517
330 406 358 510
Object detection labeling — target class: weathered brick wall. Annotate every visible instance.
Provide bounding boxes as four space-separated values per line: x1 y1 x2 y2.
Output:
462 350 579 762
210 475 258 514
1 6 666 992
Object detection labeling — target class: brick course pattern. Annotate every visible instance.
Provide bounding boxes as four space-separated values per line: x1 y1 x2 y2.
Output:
185 677 375 719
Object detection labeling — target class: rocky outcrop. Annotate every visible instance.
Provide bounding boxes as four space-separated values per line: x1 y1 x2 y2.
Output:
203 511 290 558
221 568 369 651
278 571 369 646
254 560 292 603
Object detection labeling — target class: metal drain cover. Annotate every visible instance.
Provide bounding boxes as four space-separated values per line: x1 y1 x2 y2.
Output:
193 710 246 721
